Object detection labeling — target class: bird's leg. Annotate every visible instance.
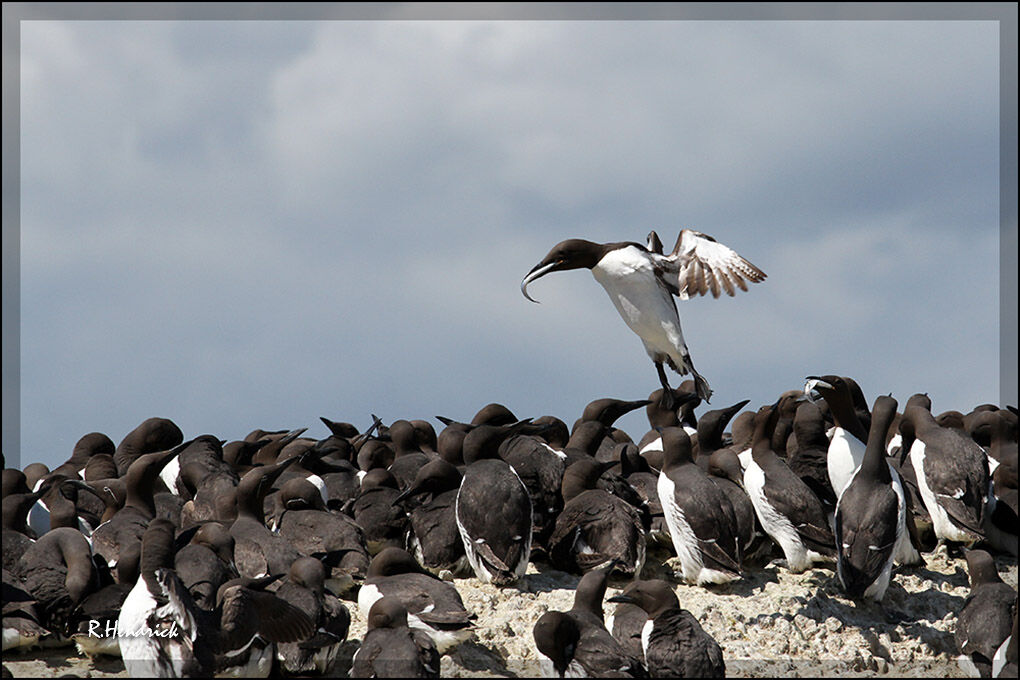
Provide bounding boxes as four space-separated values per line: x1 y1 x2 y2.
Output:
655 362 676 411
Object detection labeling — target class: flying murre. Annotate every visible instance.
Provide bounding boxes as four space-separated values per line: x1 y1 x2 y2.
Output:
522 229 766 407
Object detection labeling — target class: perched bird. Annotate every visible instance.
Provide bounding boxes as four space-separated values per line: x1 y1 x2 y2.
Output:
15 527 97 634
956 550 1017 678
358 548 475 654
608 579 725 678
656 428 742 586
455 458 532 585
803 375 869 499
275 557 351 675
906 404 991 547
547 459 647 578
533 565 646 678
835 395 905 602
351 597 440 678
743 404 835 573
391 459 468 579
522 229 765 406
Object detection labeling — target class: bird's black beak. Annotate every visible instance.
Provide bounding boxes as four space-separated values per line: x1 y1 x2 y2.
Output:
521 259 562 304
607 594 635 604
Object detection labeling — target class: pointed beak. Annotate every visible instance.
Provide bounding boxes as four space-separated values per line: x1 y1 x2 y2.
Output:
803 377 832 402
607 594 635 604
521 260 560 304
392 484 419 506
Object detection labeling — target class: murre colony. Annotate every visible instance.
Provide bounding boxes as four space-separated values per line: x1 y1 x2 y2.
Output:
3 380 1016 677
3 229 1017 677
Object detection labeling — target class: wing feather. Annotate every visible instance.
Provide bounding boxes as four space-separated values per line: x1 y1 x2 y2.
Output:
661 229 766 300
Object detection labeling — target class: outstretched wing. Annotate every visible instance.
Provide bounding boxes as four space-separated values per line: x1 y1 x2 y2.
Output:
652 229 766 300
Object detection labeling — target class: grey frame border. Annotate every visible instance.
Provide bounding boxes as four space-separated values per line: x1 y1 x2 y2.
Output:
3 3 1017 468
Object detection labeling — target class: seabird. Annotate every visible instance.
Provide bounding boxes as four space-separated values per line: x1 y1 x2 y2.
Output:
391 459 468 578
743 404 835 573
533 564 646 678
455 458 532 585
275 556 351 675
2 571 52 652
68 541 140 658
546 459 646 578
352 468 410 556
608 579 725 678
172 521 238 611
522 229 766 406
786 401 838 510
956 549 1017 678
906 403 991 547
351 596 441 678
358 548 475 653
229 456 305 579
834 395 905 603
118 519 314 678
15 526 97 634
804 375 869 498
91 441 189 570
498 428 569 559
706 448 767 567
113 417 184 477
656 428 742 585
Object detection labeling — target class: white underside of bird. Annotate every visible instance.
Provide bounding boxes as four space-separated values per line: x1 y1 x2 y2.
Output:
591 246 694 375
909 440 979 544
744 459 828 573
657 472 737 585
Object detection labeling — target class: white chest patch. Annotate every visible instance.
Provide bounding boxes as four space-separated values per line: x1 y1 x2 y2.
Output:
744 459 812 572
910 440 974 543
657 472 702 582
159 456 181 495
592 247 688 365
827 428 865 499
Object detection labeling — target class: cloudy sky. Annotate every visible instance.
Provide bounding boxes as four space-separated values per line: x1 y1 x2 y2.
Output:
10 11 1013 469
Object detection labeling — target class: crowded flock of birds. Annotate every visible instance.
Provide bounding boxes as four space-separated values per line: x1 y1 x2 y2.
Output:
2 378 1018 678
3 228 1018 677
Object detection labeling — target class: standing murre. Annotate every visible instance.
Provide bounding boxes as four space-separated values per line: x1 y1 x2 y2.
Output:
391 459 468 578
533 565 645 678
607 579 725 678
906 403 990 547
546 459 646 578
455 457 532 585
522 229 766 407
743 404 836 573
656 428 742 586
803 375 869 499
956 550 1017 678
835 395 905 604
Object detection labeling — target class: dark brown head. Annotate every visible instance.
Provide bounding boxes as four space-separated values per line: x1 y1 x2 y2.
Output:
521 239 610 303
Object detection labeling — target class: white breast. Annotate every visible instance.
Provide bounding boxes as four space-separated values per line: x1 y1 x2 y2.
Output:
827 428 865 499
744 459 811 572
592 246 687 364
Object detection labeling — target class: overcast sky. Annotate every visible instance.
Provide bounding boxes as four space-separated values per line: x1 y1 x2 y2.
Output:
11 15 1011 469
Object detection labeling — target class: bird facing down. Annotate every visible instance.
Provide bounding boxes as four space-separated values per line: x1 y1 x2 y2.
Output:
522 229 765 407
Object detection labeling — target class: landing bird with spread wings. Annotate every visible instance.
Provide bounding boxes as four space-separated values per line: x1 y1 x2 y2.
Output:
521 229 766 408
